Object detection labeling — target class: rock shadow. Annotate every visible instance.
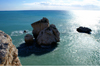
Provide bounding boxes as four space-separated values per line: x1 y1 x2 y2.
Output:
17 39 58 57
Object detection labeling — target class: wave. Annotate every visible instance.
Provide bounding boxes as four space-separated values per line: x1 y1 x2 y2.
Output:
10 30 32 36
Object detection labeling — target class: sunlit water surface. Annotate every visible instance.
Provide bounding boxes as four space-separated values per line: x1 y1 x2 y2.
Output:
0 10 100 65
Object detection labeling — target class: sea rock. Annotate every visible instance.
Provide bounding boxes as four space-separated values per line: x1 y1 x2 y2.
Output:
50 24 60 42
0 30 21 66
24 34 34 45
31 17 49 39
37 24 60 46
77 26 92 34
23 30 27 33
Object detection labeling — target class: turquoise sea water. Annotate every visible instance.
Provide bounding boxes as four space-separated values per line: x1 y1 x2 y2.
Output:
0 10 100 65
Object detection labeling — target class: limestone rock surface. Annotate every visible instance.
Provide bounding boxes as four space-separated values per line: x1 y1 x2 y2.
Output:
31 17 49 38
0 30 21 66
37 24 60 45
50 24 60 42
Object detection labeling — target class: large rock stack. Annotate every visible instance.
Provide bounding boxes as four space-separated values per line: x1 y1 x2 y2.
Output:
31 17 49 39
0 30 21 66
31 17 60 46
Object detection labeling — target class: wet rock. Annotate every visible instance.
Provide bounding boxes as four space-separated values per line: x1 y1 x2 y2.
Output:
0 30 21 66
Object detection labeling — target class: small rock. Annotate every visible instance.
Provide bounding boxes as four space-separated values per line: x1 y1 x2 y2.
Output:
23 30 27 33
24 34 34 45
77 26 92 34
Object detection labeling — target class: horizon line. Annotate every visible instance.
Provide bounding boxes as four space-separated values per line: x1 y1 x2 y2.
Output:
0 9 100 11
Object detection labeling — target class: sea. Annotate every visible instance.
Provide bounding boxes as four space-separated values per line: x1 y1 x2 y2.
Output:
0 10 100 65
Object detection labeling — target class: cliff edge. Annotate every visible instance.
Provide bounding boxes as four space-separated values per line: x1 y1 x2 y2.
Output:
0 30 21 66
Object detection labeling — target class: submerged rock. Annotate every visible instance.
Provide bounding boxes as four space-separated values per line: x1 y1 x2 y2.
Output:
0 30 21 66
24 34 34 45
31 17 49 39
77 26 92 34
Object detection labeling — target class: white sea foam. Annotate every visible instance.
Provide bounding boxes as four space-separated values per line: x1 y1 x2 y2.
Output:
11 30 23 36
10 30 32 36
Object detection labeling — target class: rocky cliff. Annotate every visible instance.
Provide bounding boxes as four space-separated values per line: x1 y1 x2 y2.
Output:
0 30 21 66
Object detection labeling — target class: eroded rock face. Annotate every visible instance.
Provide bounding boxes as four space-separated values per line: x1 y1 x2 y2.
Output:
24 34 34 45
37 24 60 46
0 30 21 66
50 24 60 42
31 17 49 38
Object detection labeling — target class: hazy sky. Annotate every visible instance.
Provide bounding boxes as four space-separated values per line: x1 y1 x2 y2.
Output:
0 0 100 10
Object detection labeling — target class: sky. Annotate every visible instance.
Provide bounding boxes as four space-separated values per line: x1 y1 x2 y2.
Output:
0 0 100 10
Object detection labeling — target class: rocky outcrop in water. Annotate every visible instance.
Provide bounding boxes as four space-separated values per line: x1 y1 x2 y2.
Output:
0 30 21 66
24 34 34 45
31 17 60 46
77 26 92 34
23 30 27 33
31 17 49 39
37 24 60 45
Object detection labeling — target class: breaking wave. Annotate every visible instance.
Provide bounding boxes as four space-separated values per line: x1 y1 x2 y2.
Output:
10 30 32 36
